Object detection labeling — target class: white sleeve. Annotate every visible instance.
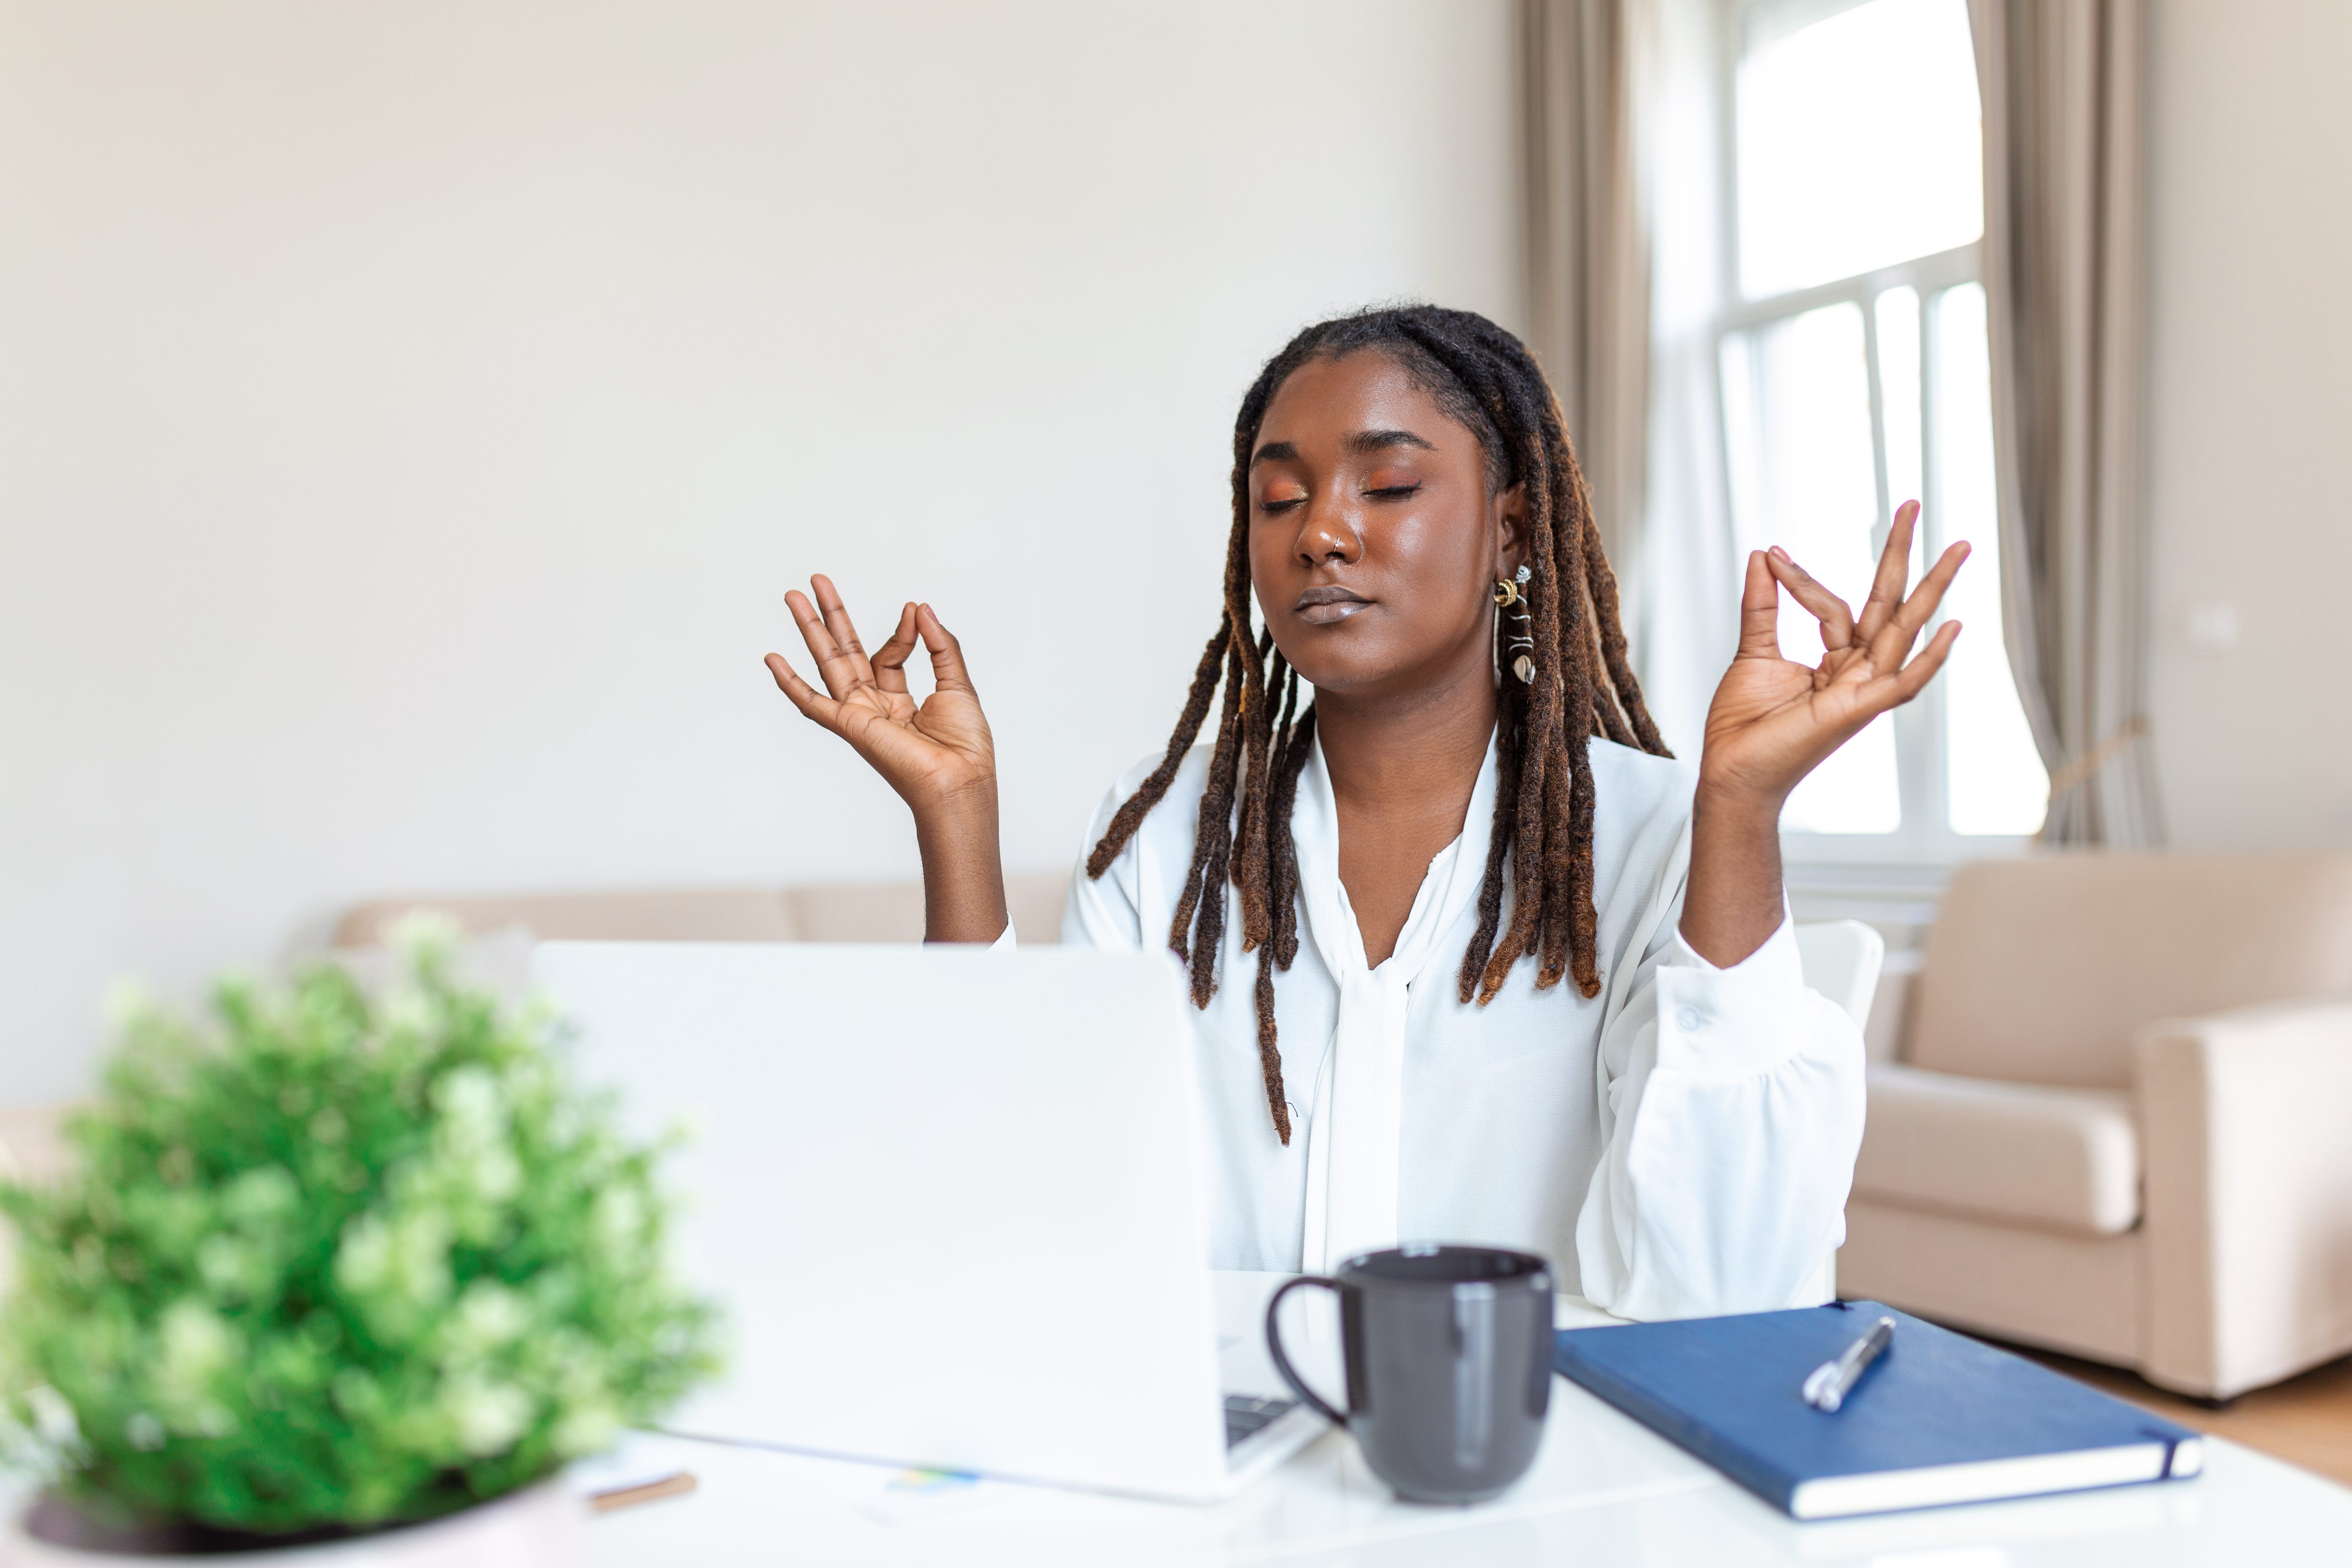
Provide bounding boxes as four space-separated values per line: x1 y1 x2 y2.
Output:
1573 903 1867 1320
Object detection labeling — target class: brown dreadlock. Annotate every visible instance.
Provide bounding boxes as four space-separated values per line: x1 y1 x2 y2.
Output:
1086 305 1671 1145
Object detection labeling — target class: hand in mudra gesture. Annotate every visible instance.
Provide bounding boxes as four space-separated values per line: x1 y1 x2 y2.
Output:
766 576 1008 941
1700 500 1968 806
764 575 995 811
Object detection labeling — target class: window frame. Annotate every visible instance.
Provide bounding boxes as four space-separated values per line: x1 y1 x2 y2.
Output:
1710 0 2036 871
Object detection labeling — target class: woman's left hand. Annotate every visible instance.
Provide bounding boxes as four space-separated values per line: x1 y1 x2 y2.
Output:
1699 500 1968 809
1678 501 1966 967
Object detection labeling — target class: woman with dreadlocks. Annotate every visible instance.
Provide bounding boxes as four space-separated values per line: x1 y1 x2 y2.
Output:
766 305 1965 1319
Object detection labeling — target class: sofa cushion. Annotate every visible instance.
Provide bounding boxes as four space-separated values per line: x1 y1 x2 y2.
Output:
336 888 799 946
335 874 1076 949
1853 1063 2141 1237
332 924 538 1001
786 873 1070 943
1909 853 2352 1088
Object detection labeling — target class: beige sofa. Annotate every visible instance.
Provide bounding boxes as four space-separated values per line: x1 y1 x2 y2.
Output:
1837 853 2352 1400
333 874 1075 949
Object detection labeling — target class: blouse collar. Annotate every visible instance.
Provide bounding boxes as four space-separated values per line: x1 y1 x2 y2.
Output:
1288 723 1502 988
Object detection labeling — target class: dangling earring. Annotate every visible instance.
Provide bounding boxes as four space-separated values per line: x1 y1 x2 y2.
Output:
1495 564 1535 683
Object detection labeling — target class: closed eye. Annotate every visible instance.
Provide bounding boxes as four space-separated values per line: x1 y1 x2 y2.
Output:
1258 496 1307 514
1365 484 1421 500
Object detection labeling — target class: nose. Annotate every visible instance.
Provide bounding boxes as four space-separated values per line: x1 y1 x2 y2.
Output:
1296 496 1362 569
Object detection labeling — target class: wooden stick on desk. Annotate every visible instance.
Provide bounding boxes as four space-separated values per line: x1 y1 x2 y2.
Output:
589 1472 698 1513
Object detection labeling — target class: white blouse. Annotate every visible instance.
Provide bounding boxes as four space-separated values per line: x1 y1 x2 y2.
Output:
1054 733 1866 1321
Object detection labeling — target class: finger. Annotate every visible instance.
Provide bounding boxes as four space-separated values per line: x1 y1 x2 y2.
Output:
1863 541 1971 672
1854 501 1921 642
785 586 873 702
1736 551 1783 661
869 602 920 696
763 651 846 729
916 603 979 696
1762 547 1855 651
1886 620 1963 702
808 573 878 690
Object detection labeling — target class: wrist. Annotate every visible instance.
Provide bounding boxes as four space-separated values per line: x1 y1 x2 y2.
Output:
911 781 1003 877
1692 776 1785 835
911 776 998 837
1681 774 1786 965
913 783 1008 943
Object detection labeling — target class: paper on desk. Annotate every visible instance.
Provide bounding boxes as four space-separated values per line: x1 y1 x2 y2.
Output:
747 1449 1020 1526
572 1431 1021 1526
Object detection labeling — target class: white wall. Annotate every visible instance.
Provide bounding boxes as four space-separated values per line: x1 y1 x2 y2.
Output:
2142 0 2352 851
0 1 1525 1103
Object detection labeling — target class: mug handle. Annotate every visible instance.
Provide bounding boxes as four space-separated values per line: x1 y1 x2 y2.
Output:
1264 1275 1349 1427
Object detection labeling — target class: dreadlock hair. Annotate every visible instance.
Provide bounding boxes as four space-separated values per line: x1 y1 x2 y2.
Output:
1086 304 1671 1145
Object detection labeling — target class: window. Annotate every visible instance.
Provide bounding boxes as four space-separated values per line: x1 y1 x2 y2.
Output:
1715 0 2048 855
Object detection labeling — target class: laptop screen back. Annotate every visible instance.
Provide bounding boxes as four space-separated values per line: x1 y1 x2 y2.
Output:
532 941 1229 1498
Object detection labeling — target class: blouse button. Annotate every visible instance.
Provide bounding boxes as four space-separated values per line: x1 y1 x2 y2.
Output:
1674 1006 1703 1032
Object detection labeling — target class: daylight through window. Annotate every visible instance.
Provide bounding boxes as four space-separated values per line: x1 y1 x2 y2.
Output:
1719 0 2048 845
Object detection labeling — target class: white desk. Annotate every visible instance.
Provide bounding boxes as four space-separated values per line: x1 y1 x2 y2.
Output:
588 1433 2346 1567
585 1277 2352 1567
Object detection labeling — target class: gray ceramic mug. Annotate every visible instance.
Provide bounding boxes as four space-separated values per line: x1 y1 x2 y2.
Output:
1265 1244 1554 1504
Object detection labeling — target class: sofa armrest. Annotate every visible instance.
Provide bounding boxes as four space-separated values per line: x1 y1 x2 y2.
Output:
2137 997 2352 1399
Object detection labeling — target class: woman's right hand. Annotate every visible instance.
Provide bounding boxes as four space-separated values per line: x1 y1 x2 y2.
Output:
765 575 1009 942
766 574 995 812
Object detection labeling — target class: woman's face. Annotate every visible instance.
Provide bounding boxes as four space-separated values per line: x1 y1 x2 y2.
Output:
1247 350 1523 702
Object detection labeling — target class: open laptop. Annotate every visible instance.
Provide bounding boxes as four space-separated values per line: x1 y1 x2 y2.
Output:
532 941 1324 1503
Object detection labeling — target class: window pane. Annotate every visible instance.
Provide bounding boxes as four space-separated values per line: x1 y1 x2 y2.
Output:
1932 282 2050 834
1736 0 1984 297
1785 712 1902 835
1720 300 1901 833
1875 286 1922 518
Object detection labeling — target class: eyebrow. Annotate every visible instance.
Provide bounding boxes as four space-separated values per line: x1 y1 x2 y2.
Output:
1346 428 1436 456
1250 428 1437 466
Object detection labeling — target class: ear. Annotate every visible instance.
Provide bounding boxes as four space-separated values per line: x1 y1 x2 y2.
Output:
1491 482 1528 578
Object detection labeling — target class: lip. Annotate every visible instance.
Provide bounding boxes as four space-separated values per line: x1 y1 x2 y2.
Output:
1295 585 1373 625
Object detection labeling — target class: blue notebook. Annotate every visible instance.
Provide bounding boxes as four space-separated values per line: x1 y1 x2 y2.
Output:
1553 1300 2202 1519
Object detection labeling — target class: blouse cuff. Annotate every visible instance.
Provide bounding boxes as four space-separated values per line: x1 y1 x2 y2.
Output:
1662 902 1801 981
1650 907 1809 1078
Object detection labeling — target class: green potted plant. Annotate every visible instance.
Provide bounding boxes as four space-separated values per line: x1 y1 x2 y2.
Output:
0 917 717 1563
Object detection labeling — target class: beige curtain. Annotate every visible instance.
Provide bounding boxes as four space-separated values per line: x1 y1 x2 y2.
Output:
1522 0 1654 639
1972 0 2162 846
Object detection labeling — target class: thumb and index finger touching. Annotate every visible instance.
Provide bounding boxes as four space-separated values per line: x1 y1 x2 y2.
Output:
1738 544 1856 663
909 602 976 696
862 598 979 702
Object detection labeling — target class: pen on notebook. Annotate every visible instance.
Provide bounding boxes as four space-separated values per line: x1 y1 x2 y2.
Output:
1802 1315 1896 1412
